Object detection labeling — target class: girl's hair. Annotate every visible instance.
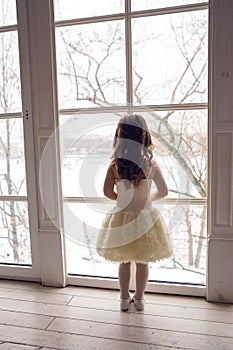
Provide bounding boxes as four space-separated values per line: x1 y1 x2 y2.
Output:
111 114 154 187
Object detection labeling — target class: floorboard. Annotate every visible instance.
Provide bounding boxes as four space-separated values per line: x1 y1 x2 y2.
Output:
0 344 39 350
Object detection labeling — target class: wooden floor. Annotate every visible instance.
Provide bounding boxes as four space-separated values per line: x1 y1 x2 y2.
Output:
0 280 232 350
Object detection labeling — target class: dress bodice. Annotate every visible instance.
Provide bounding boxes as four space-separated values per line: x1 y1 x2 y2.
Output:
115 178 153 212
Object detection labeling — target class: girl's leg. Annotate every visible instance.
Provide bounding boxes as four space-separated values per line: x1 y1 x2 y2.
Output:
118 262 131 299
134 263 149 300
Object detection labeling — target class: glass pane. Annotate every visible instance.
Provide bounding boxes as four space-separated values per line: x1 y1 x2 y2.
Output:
132 0 208 11
147 109 207 199
0 119 27 196
0 31 22 113
0 201 31 265
65 201 206 285
54 0 124 21
151 202 206 285
56 21 126 109
60 110 207 200
0 0 17 26
132 10 208 105
59 113 121 197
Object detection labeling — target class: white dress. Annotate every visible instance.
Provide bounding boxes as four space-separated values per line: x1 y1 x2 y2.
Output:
96 178 173 264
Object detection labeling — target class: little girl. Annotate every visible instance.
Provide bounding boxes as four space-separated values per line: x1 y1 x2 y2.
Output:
96 114 172 311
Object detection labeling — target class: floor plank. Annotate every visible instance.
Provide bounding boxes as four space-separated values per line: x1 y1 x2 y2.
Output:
0 343 39 350
0 310 53 330
0 287 72 305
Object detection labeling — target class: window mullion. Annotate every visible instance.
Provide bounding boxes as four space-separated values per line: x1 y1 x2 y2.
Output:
130 2 208 19
0 112 22 119
0 195 27 201
58 102 208 116
0 24 18 33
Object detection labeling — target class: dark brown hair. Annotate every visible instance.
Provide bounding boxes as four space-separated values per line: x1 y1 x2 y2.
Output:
111 114 153 187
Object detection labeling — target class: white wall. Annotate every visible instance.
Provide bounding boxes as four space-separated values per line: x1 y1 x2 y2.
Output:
207 0 233 302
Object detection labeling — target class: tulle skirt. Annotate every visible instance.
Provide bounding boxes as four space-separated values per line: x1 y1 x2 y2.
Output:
96 207 173 264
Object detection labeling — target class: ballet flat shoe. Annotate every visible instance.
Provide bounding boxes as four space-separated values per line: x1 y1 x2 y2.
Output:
133 298 145 311
120 297 132 311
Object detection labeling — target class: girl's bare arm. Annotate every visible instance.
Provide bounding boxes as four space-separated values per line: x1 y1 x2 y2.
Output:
103 166 117 200
150 164 168 201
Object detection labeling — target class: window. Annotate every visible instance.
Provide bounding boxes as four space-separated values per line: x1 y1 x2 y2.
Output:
0 0 31 265
54 0 208 286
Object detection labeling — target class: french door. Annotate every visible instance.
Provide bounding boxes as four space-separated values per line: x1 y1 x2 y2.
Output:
0 0 40 280
54 0 208 295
